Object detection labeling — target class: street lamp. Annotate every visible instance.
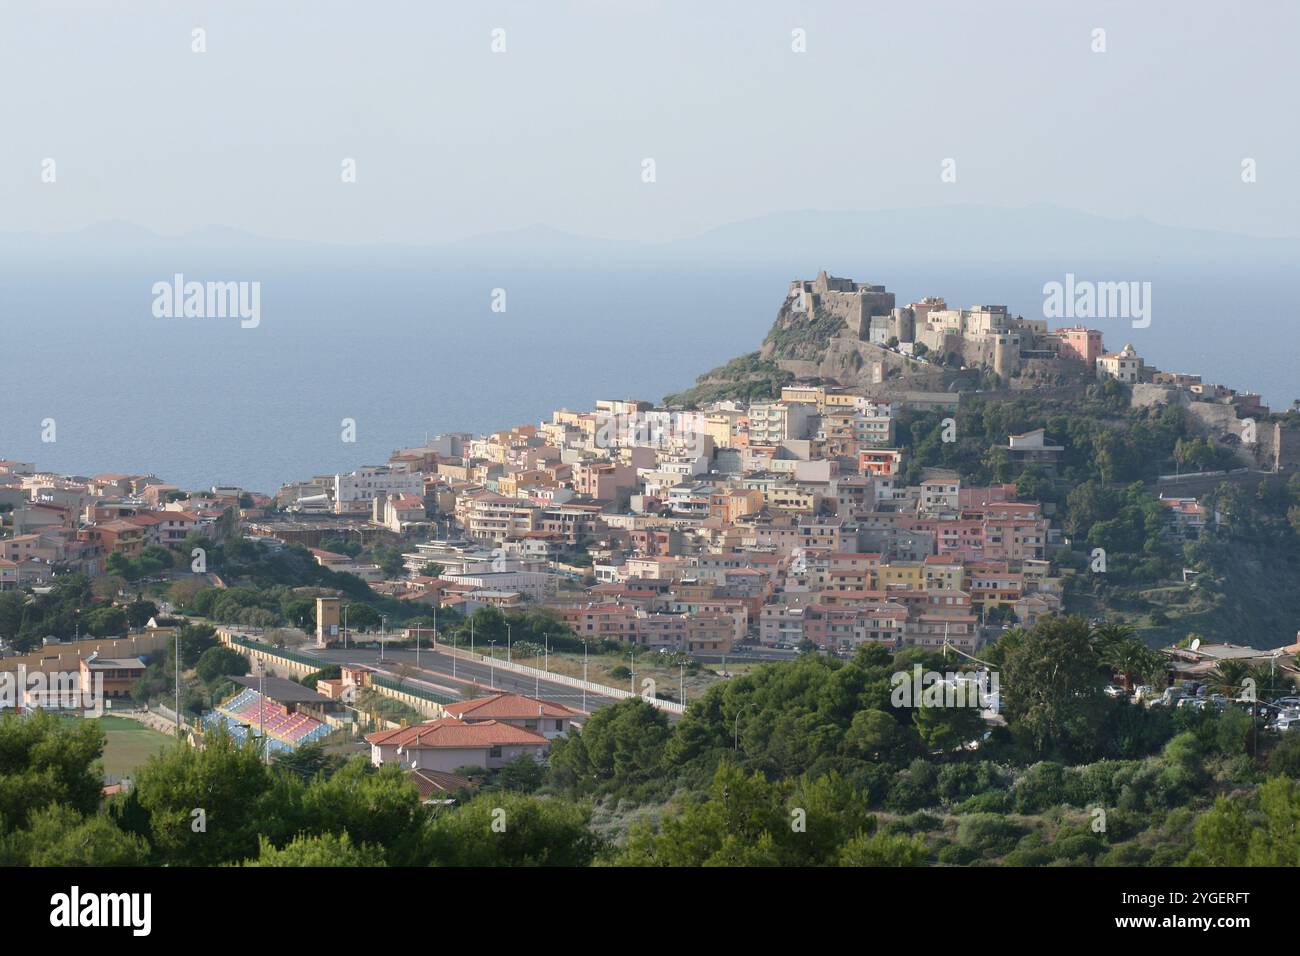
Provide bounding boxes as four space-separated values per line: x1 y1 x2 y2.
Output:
582 641 589 712
380 615 388 662
489 640 496 689
258 659 267 765
506 622 511 663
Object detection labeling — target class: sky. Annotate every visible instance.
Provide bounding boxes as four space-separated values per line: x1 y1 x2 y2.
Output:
1 0 1296 245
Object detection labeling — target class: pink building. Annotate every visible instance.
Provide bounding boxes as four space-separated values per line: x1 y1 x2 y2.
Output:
1057 327 1104 367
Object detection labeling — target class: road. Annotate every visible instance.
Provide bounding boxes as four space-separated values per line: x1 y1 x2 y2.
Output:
312 644 625 714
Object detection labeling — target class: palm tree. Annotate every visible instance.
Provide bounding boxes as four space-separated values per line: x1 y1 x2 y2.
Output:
1207 659 1251 699
1090 622 1136 656
1245 660 1293 703
1103 638 1163 691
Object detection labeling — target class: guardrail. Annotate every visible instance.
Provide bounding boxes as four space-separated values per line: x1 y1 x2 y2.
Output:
370 673 459 706
456 650 687 715
225 634 328 670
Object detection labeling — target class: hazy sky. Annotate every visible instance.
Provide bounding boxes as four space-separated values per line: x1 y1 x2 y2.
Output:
2 0 1296 244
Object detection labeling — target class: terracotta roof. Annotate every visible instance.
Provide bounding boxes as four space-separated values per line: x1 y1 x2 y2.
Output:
310 548 349 560
404 768 475 799
924 553 962 564
442 692 582 721
365 717 548 749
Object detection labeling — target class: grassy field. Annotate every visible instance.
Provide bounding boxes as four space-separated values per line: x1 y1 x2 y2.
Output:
59 715 176 780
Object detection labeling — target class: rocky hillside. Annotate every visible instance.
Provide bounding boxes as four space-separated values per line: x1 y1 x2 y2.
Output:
664 288 961 407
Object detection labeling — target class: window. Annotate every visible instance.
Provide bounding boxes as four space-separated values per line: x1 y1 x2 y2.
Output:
489 746 502 759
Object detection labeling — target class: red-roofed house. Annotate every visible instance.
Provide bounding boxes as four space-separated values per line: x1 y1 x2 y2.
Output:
442 692 583 736
365 717 549 773
373 492 428 533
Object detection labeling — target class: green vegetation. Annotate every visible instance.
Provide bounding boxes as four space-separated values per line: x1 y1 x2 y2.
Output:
1127 476 1300 646
74 716 173 780
105 545 176 583
195 645 251 685
170 539 423 630
130 623 222 716
540 615 1299 866
663 351 794 407
894 387 1298 647
761 306 847 361
896 385 1194 487
3 606 1297 868
0 713 600 867
0 574 127 652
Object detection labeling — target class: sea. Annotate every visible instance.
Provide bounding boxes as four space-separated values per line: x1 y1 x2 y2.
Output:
2 250 1295 494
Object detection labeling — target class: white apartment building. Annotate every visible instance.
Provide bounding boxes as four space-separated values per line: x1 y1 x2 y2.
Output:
1097 344 1143 384
334 466 424 514
747 402 813 445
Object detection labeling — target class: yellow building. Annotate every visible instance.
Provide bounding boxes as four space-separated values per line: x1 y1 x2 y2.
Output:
923 556 965 592
781 385 825 410
879 561 925 590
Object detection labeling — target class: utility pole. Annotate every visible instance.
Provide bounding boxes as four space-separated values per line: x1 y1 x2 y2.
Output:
343 604 349 650
489 640 496 689
258 659 267 764
506 622 511 663
174 630 181 738
582 641 588 712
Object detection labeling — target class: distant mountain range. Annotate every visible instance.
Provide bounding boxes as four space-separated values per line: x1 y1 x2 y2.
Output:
3 204 1298 266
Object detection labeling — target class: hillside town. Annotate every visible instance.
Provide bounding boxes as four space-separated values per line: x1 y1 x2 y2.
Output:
7 269 1300 886
6 274 1297 667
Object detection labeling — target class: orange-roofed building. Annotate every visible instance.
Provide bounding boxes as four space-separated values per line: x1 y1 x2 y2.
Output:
442 692 584 735
365 717 549 772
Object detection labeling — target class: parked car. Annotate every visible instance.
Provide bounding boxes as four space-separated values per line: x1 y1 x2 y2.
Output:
1272 710 1300 732
1104 685 1126 698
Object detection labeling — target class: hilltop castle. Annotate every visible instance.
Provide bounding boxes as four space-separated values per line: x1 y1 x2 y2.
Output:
788 271 1057 380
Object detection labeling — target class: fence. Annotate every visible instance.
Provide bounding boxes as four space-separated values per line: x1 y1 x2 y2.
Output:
219 631 327 677
367 673 459 718
447 648 687 715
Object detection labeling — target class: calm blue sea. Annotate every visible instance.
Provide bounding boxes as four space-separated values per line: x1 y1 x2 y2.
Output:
2 251 1295 493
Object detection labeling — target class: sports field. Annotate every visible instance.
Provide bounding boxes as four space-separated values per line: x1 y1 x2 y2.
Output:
60 715 176 780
